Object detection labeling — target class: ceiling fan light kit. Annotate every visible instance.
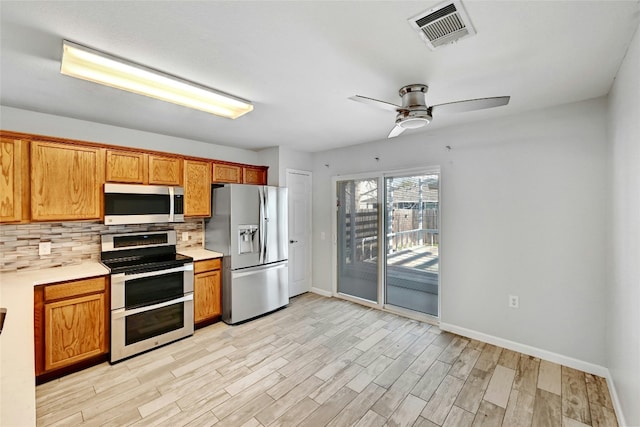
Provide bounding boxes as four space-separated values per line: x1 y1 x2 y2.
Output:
398 114 431 129
60 40 253 119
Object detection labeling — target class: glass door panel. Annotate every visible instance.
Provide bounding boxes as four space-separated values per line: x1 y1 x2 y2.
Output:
337 178 379 303
384 173 439 316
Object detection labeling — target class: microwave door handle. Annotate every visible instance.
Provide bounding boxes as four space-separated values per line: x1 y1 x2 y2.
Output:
168 187 175 222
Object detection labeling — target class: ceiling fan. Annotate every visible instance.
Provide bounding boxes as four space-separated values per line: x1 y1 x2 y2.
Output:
350 84 510 138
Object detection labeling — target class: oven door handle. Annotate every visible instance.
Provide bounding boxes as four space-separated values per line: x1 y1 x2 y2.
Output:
111 293 193 319
115 263 194 281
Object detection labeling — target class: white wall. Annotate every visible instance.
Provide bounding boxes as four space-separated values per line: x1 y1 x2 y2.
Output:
280 146 313 183
258 146 313 186
606 22 640 427
312 97 609 368
257 147 280 186
1 106 259 164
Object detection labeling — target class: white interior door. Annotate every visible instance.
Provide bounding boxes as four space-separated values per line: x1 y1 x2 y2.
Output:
286 169 312 297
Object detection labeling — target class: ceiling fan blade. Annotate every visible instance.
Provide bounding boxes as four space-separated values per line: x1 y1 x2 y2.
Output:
388 124 406 138
350 95 401 112
431 96 510 115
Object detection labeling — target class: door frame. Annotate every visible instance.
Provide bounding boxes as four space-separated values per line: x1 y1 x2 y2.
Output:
331 166 442 324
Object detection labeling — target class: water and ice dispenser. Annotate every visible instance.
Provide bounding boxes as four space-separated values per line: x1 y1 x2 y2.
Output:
238 225 259 254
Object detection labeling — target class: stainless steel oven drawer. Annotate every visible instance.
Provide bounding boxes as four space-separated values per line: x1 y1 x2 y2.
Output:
110 294 194 363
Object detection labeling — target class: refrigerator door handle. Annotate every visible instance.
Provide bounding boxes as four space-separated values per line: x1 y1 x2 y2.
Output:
263 186 268 262
258 186 266 264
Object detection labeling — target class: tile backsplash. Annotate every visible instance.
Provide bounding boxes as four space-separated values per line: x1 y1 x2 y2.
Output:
0 219 204 272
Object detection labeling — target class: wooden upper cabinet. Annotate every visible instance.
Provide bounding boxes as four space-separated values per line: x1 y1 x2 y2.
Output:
30 141 105 221
212 162 242 183
184 159 212 217
106 150 183 186
149 155 182 186
0 137 29 223
105 149 147 184
243 166 268 185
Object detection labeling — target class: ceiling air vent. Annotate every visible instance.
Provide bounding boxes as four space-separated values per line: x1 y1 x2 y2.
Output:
408 0 476 50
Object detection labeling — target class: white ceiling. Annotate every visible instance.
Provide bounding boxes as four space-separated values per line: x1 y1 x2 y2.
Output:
1 1 638 152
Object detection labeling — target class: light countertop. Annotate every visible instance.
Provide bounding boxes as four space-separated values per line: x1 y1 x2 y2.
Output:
178 248 223 261
0 261 110 427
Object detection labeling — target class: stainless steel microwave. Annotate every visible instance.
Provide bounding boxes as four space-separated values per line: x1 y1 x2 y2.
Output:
104 183 184 225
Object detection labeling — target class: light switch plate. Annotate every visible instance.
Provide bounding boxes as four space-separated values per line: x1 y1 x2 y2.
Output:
182 232 189 241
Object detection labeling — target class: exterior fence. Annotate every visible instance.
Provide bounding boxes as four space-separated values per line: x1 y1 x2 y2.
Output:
343 209 439 263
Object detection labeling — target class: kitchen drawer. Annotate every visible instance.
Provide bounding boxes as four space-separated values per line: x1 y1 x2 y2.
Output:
44 277 107 302
194 258 222 274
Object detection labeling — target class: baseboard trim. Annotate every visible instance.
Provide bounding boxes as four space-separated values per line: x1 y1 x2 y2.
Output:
310 287 332 298
603 370 627 427
439 322 609 377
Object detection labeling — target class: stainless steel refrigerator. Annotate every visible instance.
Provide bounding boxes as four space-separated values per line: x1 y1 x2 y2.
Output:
205 184 288 324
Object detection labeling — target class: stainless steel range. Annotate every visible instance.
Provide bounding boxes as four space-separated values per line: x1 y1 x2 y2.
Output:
101 230 194 363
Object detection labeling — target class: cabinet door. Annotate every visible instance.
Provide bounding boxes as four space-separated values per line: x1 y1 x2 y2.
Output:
44 292 107 371
212 163 242 183
242 166 267 185
0 137 29 223
31 141 105 221
149 155 182 185
106 149 147 183
184 160 212 217
194 270 221 323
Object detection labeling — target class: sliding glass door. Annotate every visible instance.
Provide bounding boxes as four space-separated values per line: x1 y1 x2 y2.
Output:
335 169 440 317
336 178 379 303
384 173 440 316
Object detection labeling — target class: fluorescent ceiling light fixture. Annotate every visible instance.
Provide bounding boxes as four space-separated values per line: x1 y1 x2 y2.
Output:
60 40 253 119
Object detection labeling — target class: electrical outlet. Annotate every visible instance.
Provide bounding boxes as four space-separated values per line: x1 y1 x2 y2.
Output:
320 231 326 240
39 242 51 256
508 295 519 309
182 232 189 241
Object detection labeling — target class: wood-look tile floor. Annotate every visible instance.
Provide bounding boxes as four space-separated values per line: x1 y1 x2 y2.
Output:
36 293 618 427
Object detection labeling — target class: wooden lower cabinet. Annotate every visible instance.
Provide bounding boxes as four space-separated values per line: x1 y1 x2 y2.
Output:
194 258 222 327
34 276 109 381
